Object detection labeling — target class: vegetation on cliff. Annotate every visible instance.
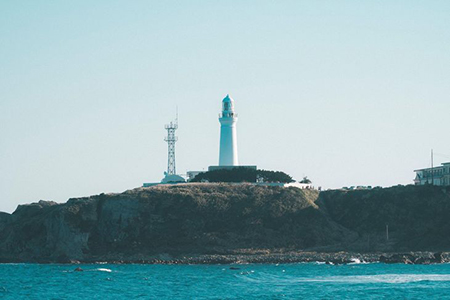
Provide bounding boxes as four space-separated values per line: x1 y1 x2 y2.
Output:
191 168 294 183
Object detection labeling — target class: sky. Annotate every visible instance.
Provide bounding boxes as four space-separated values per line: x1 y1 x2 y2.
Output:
1 0 450 213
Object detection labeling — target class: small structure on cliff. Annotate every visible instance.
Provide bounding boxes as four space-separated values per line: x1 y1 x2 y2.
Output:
414 162 450 186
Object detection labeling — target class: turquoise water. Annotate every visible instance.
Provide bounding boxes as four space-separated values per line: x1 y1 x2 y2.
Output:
2 263 450 299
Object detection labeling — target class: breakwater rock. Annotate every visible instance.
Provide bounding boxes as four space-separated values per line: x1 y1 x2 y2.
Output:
1 184 450 263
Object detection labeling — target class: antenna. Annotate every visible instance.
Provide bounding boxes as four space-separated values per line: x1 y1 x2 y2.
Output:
164 111 178 175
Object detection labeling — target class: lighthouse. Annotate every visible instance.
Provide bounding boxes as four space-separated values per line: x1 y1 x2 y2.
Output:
219 94 239 166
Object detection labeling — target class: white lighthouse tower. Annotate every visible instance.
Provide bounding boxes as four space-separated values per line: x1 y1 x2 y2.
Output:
219 94 239 166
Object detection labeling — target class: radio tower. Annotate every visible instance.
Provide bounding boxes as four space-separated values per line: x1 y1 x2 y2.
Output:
164 110 178 175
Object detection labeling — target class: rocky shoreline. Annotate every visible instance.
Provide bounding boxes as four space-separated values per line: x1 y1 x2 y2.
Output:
91 251 450 265
3 251 446 265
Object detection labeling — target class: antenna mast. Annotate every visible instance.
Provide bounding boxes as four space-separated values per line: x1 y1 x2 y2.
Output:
164 112 178 175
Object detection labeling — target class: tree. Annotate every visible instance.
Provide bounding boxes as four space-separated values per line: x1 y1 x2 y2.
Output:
191 168 294 183
299 176 311 184
256 170 294 183
191 167 257 183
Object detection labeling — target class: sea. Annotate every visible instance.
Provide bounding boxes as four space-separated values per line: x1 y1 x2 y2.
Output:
1 262 450 299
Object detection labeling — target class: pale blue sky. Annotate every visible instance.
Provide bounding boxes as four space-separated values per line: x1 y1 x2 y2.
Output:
1 1 449 212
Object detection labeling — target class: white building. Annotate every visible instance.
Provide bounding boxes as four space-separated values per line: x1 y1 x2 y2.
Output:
414 162 450 186
219 94 239 166
187 94 257 180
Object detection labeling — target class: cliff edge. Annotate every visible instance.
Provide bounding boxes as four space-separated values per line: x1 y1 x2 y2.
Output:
0 184 449 263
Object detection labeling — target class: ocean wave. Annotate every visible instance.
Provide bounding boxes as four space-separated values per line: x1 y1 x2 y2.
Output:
239 273 450 284
81 268 113 273
297 274 450 284
95 268 112 273
348 258 370 265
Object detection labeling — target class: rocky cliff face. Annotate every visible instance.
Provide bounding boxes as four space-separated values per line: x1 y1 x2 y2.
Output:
318 185 450 251
1 184 449 263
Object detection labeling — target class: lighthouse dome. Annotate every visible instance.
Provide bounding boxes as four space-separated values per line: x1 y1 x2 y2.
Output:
222 94 234 111
223 94 234 102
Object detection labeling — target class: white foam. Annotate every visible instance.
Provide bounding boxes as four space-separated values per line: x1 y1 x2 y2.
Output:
350 258 361 264
239 273 450 285
96 268 112 273
297 274 450 284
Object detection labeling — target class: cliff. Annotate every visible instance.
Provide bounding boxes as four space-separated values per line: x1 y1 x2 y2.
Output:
0 184 449 263
318 185 450 251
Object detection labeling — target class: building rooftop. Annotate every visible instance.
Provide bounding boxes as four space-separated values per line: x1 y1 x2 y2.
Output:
414 162 450 172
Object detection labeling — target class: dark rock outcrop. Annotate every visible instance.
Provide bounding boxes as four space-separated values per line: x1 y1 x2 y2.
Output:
379 252 445 264
318 185 450 251
0 184 347 262
1 184 450 263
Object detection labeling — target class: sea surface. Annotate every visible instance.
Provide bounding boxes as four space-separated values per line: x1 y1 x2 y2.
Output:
2 262 450 299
